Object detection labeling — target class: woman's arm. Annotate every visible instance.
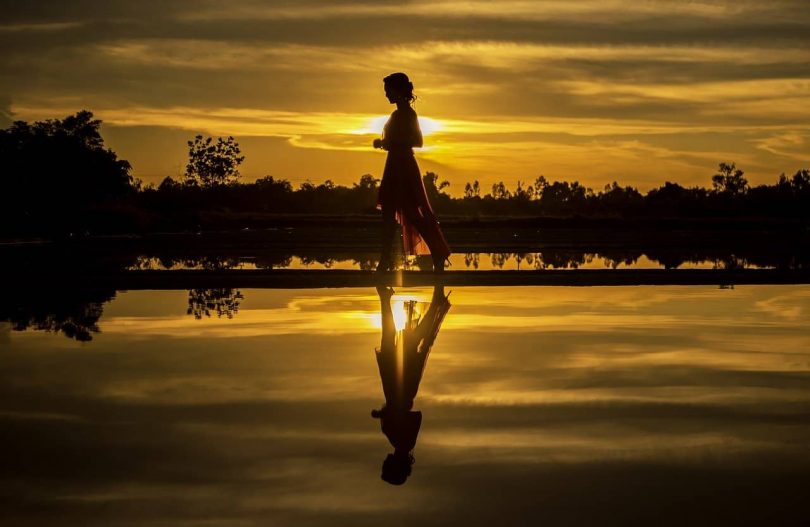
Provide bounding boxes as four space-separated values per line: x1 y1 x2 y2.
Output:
410 111 423 148
373 109 422 150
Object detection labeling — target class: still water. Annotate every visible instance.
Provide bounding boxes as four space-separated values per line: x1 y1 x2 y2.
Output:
2 285 810 525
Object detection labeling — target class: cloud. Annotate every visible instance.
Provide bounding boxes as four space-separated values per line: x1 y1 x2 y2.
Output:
4 283 810 523
1 0 809 189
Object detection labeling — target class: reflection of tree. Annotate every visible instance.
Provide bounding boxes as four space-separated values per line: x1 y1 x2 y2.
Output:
491 253 509 269
464 253 480 269
600 250 642 269
536 250 588 269
515 252 532 270
412 255 435 272
146 255 242 271
187 288 244 319
1 288 116 341
356 258 378 271
712 255 747 270
254 255 293 269
299 255 336 268
185 256 240 270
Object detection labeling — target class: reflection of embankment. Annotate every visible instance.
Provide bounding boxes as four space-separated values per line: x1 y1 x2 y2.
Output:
1 256 249 340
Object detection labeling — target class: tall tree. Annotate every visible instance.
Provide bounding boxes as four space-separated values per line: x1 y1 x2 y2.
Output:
184 135 245 187
0 110 133 230
712 162 748 195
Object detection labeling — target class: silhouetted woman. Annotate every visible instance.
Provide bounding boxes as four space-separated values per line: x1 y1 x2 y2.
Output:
373 72 451 272
372 285 451 484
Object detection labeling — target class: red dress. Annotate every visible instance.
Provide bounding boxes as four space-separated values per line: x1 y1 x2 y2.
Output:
376 108 451 259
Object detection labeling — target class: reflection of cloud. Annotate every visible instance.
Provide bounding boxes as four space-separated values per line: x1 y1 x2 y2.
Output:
753 289 810 320
4 285 810 522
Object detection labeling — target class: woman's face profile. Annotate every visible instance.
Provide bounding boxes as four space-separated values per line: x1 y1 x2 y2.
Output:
384 84 400 104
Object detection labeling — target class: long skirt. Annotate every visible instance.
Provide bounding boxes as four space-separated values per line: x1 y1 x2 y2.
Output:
376 149 451 259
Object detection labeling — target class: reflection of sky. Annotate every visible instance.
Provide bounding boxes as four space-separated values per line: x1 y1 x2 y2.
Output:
3 286 810 525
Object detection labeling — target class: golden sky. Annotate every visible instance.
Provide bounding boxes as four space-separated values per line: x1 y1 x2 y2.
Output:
2 0 810 193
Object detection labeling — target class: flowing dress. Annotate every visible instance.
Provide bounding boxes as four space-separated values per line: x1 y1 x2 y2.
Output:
376 107 451 259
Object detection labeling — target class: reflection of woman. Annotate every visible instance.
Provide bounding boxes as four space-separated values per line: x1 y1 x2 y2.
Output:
373 72 451 273
372 285 451 485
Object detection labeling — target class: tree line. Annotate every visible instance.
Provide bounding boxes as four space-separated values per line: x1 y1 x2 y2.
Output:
2 111 809 237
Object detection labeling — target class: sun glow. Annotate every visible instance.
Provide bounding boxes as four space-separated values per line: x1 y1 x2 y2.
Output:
355 116 443 137
392 300 408 331
368 292 430 330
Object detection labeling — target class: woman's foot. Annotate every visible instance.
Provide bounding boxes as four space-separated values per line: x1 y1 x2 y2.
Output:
376 286 395 302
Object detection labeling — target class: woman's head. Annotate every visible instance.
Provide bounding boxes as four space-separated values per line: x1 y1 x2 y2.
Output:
383 72 416 104
381 452 414 485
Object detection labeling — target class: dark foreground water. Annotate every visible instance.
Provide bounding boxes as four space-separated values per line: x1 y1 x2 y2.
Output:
2 285 810 526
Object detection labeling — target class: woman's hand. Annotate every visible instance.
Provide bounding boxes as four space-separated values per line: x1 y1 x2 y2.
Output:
373 138 384 149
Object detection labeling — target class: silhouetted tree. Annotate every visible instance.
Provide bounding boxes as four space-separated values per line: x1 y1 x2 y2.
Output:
0 110 133 233
787 169 810 194
256 175 293 193
464 180 481 198
491 181 510 199
158 176 181 191
536 178 591 214
185 135 244 187
423 172 449 198
355 174 380 191
712 162 748 196
513 180 535 201
6 110 810 236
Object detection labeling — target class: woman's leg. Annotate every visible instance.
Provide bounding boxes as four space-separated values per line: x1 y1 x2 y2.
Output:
407 209 451 272
377 209 399 272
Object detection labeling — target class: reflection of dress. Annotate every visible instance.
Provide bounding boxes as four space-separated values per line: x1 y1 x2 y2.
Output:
375 288 451 414
373 286 451 484
376 108 451 258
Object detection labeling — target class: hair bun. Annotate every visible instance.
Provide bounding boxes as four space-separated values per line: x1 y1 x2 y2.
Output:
383 72 416 103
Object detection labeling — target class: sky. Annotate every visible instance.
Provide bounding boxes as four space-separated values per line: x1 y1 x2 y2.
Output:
1 0 809 194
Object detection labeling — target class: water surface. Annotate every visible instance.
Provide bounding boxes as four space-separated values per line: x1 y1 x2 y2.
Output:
2 285 810 525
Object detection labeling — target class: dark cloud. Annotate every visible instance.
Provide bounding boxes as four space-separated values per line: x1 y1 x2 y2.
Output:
2 0 809 187
2 1 810 50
